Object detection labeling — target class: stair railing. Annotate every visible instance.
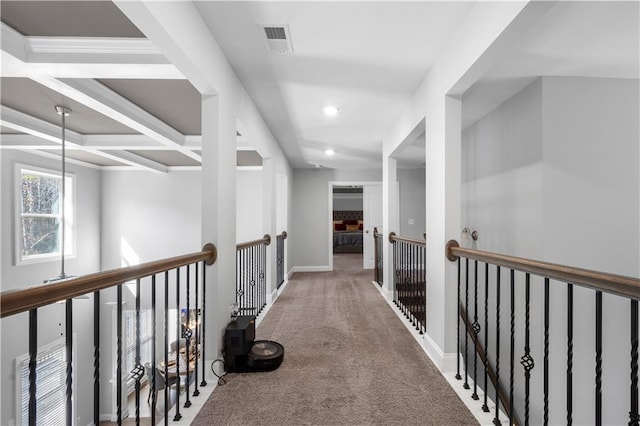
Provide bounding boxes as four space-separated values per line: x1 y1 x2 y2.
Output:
276 231 288 290
1 244 217 426
446 239 640 425
389 232 426 334
236 235 271 317
373 227 383 286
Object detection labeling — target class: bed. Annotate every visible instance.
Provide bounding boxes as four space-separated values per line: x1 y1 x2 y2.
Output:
333 210 364 253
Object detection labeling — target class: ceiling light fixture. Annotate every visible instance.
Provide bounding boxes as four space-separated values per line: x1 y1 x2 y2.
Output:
325 148 335 156
323 105 339 117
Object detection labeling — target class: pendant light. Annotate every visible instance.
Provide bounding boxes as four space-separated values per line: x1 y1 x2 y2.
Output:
45 105 73 283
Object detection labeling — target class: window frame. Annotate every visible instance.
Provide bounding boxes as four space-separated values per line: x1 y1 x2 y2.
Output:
14 163 76 266
15 335 78 426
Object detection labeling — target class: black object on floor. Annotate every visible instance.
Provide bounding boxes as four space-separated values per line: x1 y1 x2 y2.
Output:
224 315 284 373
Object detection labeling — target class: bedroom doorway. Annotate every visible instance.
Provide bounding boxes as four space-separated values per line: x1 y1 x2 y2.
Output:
328 181 382 271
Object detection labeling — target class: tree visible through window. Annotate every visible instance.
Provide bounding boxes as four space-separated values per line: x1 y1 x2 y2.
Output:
18 167 73 261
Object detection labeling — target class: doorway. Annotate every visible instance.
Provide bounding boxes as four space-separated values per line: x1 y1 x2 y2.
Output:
328 181 382 271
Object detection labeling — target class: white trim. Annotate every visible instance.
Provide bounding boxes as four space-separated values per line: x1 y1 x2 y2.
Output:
27 36 163 57
237 166 263 171
288 266 331 274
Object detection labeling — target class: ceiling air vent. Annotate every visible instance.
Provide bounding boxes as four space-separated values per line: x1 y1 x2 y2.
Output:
259 24 294 54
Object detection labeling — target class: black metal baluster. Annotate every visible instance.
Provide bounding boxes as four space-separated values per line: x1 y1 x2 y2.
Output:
522 273 533 426
595 291 602 426
94 291 100 426
164 271 169 425
66 299 72 426
482 262 490 412
29 309 37 426
193 263 200 398
544 277 550 426
200 261 207 388
472 260 480 400
184 265 191 408
493 266 501 426
567 283 573 426
631 299 639 426
174 268 182 421
117 284 123 425
464 258 470 390
135 278 141 425
456 258 462 381
151 275 157 426
510 269 515 426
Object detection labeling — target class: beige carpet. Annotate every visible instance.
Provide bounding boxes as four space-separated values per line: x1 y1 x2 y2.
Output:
192 253 477 425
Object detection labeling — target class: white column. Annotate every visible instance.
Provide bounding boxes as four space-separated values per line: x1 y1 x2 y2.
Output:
424 95 462 370
262 158 277 302
201 93 237 363
382 156 398 300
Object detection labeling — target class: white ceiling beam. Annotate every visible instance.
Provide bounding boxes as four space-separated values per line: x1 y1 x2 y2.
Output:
1 134 60 149
18 148 101 170
1 22 183 79
96 150 168 174
31 76 202 163
0 105 84 146
1 106 168 173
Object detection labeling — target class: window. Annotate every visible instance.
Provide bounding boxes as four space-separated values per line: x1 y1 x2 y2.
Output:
17 338 74 426
124 310 153 392
16 165 74 264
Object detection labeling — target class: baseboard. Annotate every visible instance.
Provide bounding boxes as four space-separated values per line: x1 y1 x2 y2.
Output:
289 266 331 274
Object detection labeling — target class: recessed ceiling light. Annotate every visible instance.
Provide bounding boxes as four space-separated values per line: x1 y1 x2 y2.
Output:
325 148 335 156
323 105 339 116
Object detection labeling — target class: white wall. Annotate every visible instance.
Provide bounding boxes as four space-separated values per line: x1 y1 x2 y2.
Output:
398 168 426 240
461 76 639 425
291 169 381 270
1 150 101 426
99 169 202 417
236 170 264 243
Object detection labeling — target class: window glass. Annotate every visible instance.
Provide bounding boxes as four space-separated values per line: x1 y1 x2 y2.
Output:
17 166 73 262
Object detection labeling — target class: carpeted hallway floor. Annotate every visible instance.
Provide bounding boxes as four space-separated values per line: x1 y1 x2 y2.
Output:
192 253 477 425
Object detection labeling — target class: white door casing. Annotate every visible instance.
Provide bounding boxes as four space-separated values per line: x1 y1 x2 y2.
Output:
363 183 382 269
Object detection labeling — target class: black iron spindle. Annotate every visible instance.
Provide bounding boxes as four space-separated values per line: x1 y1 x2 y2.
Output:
544 277 549 426
29 309 37 426
456 258 462 381
66 299 72 426
482 262 490 412
184 265 191 408
631 299 639 426
117 284 122 425
522 273 533 426
509 269 514 426
567 283 573 426
151 275 156 426
595 291 602 426
193 263 200 397
134 278 141 425
174 268 182 422
472 260 479 400
493 266 501 426
164 271 169 425
464 258 470 390
200 261 208 388
94 291 100 426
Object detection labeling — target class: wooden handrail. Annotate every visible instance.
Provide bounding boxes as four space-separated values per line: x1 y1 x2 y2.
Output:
237 234 271 250
446 240 640 301
460 304 520 426
389 231 426 247
1 243 217 318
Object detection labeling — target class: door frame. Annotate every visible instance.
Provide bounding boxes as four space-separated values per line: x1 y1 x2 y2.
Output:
327 180 382 271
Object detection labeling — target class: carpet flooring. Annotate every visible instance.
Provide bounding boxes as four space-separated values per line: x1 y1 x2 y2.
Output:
192 253 477 425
